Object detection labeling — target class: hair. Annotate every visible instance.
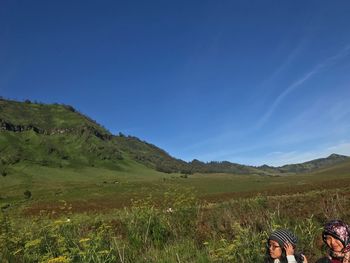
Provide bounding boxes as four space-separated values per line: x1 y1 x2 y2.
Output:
264 246 304 263
264 246 287 263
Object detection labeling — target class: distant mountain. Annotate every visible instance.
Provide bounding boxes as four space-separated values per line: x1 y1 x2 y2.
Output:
187 153 350 175
0 98 348 176
276 153 350 173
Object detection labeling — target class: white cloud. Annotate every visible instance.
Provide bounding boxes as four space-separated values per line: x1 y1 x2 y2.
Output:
256 45 350 128
326 142 350 156
261 141 350 166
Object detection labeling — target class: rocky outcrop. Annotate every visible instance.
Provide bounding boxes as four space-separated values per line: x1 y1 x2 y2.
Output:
0 119 112 140
0 119 43 133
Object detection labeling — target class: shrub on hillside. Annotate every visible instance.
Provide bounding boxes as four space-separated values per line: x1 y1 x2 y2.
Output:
24 190 32 199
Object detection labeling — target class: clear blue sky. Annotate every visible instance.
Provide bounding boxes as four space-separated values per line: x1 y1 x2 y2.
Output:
1 1 350 166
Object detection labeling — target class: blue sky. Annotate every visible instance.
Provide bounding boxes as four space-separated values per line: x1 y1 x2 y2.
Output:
1 1 350 166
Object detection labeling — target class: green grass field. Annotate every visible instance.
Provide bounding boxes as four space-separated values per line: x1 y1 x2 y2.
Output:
1 159 350 262
1 159 350 215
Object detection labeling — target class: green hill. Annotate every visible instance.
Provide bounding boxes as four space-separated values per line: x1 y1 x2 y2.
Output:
277 153 350 173
0 98 189 175
0 98 349 178
0 99 109 136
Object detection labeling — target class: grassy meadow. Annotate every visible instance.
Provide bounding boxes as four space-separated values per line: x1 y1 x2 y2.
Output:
1 160 350 262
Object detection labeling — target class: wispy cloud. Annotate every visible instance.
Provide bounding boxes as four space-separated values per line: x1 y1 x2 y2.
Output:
260 141 350 166
171 46 350 164
327 142 350 155
256 45 350 128
258 39 308 91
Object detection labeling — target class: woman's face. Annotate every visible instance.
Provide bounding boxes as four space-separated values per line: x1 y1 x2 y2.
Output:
268 240 282 259
325 235 344 252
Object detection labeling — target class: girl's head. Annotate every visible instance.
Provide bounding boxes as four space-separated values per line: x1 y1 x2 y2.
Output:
322 220 350 253
266 229 298 260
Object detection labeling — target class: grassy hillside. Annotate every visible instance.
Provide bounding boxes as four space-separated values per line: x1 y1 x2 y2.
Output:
0 98 349 178
0 98 189 174
0 99 108 134
278 153 350 173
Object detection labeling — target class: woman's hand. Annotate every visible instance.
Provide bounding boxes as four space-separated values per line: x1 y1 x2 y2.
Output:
301 254 308 263
284 242 294 255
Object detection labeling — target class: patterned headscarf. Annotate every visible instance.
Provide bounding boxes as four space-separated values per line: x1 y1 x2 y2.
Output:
322 220 350 263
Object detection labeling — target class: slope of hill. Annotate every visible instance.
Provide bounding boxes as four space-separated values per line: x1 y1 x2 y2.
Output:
0 98 189 175
277 153 350 173
0 98 349 177
0 99 109 137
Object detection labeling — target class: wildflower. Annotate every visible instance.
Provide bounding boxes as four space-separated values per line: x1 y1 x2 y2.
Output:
13 248 22 255
25 238 41 248
47 256 70 263
79 238 91 243
54 220 65 225
98 250 110 254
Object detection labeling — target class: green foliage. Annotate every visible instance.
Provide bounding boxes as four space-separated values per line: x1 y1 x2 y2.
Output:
0 212 20 262
0 164 8 177
208 223 267 262
76 222 118 263
125 201 171 250
1 188 349 262
295 215 323 257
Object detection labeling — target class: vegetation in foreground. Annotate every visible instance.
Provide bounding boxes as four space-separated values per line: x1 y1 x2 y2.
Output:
1 186 350 263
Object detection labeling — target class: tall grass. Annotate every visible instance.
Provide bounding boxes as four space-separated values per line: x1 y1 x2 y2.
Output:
1 187 349 262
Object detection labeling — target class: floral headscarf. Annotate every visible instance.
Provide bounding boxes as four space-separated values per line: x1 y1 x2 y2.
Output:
322 220 350 263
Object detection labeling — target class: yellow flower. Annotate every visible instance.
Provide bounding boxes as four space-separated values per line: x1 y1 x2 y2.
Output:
98 250 110 254
47 256 70 263
13 248 23 255
25 238 42 248
54 220 65 225
79 238 91 243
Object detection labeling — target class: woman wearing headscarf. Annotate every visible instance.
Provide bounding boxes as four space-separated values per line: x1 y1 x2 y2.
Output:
265 229 308 263
316 220 350 263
